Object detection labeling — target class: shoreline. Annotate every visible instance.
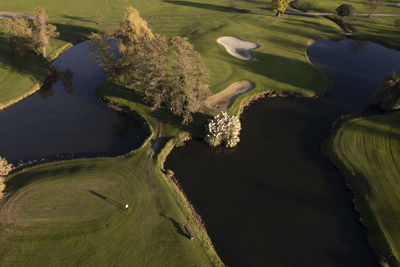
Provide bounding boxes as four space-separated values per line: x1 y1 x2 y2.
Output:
0 42 73 111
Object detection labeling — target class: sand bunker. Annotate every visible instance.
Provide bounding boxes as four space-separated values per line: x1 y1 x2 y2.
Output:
205 81 255 111
0 12 35 19
217 36 259 60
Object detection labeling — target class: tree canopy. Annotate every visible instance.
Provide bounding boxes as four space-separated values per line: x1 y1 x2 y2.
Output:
272 0 290 16
90 6 210 124
336 4 355 20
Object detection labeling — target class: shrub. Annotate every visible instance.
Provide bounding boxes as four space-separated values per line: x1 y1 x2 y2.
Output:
205 112 241 148
0 157 13 199
175 132 191 147
372 72 400 110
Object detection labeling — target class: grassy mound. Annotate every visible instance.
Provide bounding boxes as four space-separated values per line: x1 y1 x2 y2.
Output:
326 112 400 265
0 148 219 266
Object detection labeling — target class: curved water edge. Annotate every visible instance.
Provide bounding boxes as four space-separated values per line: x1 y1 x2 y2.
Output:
165 38 400 266
0 41 150 166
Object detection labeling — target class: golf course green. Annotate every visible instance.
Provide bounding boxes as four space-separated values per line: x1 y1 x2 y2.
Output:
1 0 400 265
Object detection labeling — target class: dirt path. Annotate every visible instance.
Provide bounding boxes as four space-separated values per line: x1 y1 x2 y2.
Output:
205 81 255 111
0 12 35 19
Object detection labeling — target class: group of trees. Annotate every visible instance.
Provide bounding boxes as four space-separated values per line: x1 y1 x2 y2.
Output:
0 157 12 199
3 7 59 57
89 7 210 124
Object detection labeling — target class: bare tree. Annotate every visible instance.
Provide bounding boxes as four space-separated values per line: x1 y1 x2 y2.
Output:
365 0 385 17
31 7 59 57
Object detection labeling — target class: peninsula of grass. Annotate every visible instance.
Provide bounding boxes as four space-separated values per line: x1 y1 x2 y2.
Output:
0 143 222 266
325 112 400 266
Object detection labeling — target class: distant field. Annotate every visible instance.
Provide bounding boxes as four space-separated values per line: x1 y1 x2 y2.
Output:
328 112 400 264
293 0 400 48
0 147 219 266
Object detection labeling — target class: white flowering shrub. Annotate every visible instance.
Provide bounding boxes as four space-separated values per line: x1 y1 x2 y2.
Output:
205 111 241 148
0 156 13 199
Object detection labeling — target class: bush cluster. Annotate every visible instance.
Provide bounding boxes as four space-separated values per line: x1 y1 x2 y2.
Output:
205 112 241 148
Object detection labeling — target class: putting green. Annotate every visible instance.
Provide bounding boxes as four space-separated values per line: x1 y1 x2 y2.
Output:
0 149 219 266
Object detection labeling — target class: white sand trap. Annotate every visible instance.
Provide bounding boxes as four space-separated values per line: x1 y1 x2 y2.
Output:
0 12 35 19
217 36 259 60
205 81 255 111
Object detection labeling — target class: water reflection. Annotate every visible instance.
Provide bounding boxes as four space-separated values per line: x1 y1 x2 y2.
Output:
0 41 149 164
165 38 400 267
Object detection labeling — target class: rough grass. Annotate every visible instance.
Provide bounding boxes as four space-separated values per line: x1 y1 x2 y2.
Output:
326 112 400 266
0 147 220 266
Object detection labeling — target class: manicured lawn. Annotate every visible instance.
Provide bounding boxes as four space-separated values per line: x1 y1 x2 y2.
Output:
0 0 340 110
327 111 400 265
0 146 219 266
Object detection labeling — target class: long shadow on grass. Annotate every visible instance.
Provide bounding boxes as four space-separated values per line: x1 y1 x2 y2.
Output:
164 0 251 13
244 51 323 92
53 23 99 43
0 32 49 82
159 213 192 239
89 190 125 209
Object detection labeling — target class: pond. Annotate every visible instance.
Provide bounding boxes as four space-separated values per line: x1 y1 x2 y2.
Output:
0 41 150 165
165 38 400 266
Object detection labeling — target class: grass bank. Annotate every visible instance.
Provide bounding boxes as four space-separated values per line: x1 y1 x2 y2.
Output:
324 112 400 266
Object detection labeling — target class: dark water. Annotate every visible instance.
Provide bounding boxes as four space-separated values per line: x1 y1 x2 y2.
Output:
165 38 400 267
0 42 149 165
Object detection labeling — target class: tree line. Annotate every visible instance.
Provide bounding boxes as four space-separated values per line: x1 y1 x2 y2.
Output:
3 7 59 57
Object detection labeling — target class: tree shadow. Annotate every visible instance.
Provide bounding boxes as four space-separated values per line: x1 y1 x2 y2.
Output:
0 32 49 82
88 190 125 209
61 14 94 23
243 51 323 91
159 213 192 239
164 0 252 13
53 23 99 43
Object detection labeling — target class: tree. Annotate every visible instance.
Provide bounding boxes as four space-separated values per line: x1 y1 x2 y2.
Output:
336 4 355 21
372 72 400 110
205 112 241 148
0 156 13 199
31 7 59 57
166 36 210 124
96 11 104 25
3 17 34 55
116 6 153 54
272 0 290 16
365 0 385 17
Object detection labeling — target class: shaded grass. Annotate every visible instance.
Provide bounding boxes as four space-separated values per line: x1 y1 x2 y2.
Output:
325 111 400 266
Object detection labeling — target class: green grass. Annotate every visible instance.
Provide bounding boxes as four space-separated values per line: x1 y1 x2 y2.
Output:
326 112 400 266
0 145 220 266
0 0 340 110
293 0 400 48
